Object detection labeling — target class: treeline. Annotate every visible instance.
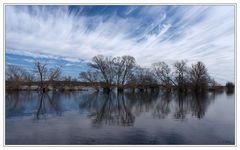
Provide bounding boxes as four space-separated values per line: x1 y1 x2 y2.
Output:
6 61 62 91
79 55 234 93
6 55 234 93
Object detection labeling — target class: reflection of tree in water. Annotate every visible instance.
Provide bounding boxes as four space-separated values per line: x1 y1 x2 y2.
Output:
34 91 62 120
35 92 46 119
190 92 212 119
6 91 21 112
80 91 101 112
125 92 159 117
80 91 161 126
173 93 189 120
153 92 172 119
5 91 34 117
82 92 135 126
173 92 214 120
6 90 219 124
80 90 218 126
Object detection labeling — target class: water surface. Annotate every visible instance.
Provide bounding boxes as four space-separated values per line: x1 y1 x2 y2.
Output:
5 90 235 145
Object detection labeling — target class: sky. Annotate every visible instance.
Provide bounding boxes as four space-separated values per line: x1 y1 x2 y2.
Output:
5 5 235 84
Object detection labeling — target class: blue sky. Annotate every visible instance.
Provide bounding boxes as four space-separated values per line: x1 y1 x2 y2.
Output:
5 5 235 84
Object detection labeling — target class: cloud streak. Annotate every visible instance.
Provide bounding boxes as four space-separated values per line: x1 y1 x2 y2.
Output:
5 5 235 83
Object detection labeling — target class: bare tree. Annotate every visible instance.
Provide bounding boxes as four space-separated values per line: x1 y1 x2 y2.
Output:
173 60 189 91
47 67 61 89
23 71 34 82
113 55 136 91
152 61 176 90
130 66 156 92
34 61 47 90
121 56 136 85
34 60 61 92
6 65 27 81
48 67 61 81
189 61 209 92
89 55 115 92
113 56 125 90
131 66 146 91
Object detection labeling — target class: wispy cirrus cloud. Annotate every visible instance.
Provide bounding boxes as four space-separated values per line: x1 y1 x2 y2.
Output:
5 5 234 83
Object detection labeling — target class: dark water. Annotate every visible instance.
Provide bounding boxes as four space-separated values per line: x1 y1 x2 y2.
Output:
5 90 235 145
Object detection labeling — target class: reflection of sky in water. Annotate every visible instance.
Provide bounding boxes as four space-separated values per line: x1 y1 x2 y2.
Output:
5 91 234 145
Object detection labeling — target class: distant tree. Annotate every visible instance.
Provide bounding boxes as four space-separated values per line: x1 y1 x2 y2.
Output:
189 61 209 92
61 76 77 89
6 64 33 90
225 82 234 94
63 75 72 82
208 77 217 87
24 71 35 82
22 70 35 89
79 70 100 91
79 71 99 83
6 65 26 81
226 82 234 88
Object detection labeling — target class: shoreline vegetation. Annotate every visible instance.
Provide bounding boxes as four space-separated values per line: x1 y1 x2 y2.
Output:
6 55 234 94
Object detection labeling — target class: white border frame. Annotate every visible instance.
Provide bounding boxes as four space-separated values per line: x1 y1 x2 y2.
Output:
1 1 238 149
